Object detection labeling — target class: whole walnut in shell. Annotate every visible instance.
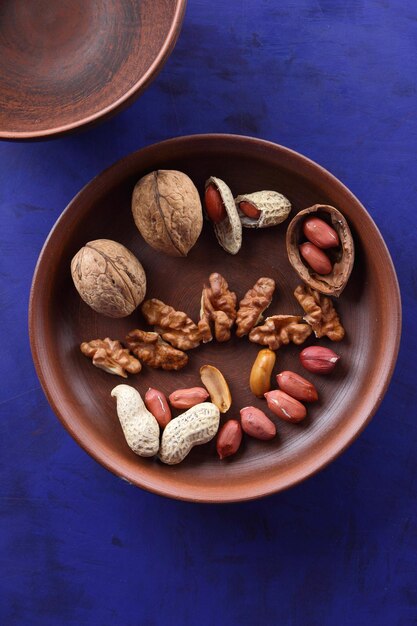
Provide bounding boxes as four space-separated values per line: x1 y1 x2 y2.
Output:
71 239 146 318
132 170 203 257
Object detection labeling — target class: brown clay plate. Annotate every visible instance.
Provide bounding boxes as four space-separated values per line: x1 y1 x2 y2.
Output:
0 0 186 139
29 135 401 502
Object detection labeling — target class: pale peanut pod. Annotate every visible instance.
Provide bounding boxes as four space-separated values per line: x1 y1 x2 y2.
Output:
235 190 291 228
111 384 160 457
249 348 276 398
303 217 339 249
299 242 333 275
216 420 243 460
300 346 340 374
240 406 276 440
205 177 242 255
144 387 172 428
159 402 220 465
276 371 318 402
200 364 232 413
264 390 306 423
169 387 209 409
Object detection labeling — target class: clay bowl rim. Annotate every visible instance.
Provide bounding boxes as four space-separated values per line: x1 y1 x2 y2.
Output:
0 0 187 141
29 134 402 503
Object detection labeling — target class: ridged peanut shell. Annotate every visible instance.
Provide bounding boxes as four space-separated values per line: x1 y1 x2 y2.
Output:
205 176 242 255
71 239 146 318
286 204 354 297
132 170 203 257
236 190 291 228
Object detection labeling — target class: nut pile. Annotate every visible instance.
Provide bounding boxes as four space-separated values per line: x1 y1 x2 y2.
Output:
70 168 354 466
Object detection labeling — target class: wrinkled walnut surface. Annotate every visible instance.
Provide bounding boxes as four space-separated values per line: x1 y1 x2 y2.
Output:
142 298 201 350
125 329 188 370
71 239 146 318
132 170 203 257
80 338 141 377
286 204 354 297
294 284 345 341
236 277 275 337
199 272 237 342
249 315 312 350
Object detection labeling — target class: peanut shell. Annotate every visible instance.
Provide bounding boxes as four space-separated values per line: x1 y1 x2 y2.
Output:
205 176 242 255
235 190 291 228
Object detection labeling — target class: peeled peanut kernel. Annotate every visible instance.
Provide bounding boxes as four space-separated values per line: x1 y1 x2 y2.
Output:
276 371 318 402
240 406 276 440
300 346 340 374
264 390 306 423
303 217 339 249
216 420 243 459
200 365 232 413
250 349 276 398
169 387 209 409
299 242 333 275
205 184 227 223
144 387 172 428
239 201 261 219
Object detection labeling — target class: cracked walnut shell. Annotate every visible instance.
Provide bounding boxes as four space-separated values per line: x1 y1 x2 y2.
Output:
71 239 146 318
125 329 188 370
249 315 312 350
236 277 275 337
198 272 237 343
132 170 203 257
141 299 201 350
80 338 141 377
294 284 345 341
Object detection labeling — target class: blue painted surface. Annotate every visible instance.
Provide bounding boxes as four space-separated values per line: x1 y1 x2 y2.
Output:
0 1 416 624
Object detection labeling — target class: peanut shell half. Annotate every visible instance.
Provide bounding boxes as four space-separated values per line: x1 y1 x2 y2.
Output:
205 176 242 255
235 190 291 228
286 204 354 297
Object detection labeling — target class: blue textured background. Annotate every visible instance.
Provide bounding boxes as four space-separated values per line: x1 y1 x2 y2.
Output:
1 1 416 624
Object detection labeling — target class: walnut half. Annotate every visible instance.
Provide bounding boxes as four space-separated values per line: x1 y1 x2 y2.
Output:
198 272 237 343
125 329 188 371
80 338 142 378
294 284 345 341
141 299 201 350
236 277 275 337
248 315 312 350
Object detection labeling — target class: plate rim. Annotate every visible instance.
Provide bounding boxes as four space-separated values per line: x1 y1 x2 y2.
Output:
29 133 402 502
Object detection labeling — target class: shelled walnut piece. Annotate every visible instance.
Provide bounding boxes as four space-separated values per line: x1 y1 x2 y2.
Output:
125 329 188 370
249 315 312 350
141 299 201 350
294 284 345 341
198 272 237 342
80 338 141 378
236 277 275 337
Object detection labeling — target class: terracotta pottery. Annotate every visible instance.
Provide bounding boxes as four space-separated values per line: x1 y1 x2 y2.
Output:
29 135 401 502
0 0 186 139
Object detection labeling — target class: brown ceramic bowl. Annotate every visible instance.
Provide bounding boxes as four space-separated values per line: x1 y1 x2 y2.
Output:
29 135 401 502
0 0 186 140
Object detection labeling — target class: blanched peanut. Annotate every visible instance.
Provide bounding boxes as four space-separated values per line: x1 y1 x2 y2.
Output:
169 387 209 409
250 348 276 397
144 387 171 428
200 365 232 413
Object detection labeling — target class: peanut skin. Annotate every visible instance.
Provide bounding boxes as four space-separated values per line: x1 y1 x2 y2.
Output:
216 420 243 459
205 184 226 223
240 406 276 440
264 390 306 423
250 348 276 398
303 217 339 249
169 387 209 409
300 346 340 374
239 201 261 219
299 242 332 275
276 371 318 402
145 387 172 428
